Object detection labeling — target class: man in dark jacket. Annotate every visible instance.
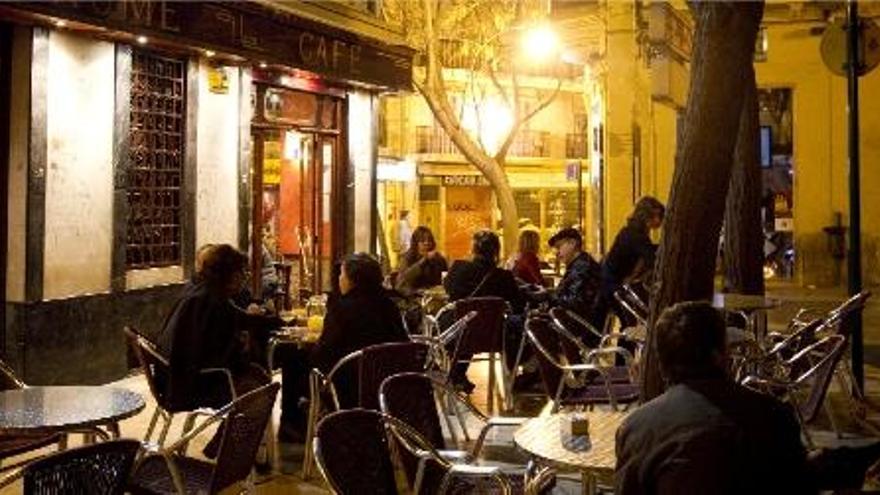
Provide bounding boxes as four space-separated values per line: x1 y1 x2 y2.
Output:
548 227 602 336
616 301 880 495
443 230 525 391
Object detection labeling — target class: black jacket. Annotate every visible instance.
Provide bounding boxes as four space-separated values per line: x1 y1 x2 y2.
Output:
603 220 656 286
616 379 813 495
443 258 525 314
156 281 250 409
552 251 601 321
310 286 408 374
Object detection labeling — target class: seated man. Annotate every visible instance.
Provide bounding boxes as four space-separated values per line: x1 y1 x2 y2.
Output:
443 230 525 391
278 252 408 442
616 301 880 495
547 227 602 343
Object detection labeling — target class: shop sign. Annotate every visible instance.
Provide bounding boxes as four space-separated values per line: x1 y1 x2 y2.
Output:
207 66 229 94
16 1 413 90
442 175 489 187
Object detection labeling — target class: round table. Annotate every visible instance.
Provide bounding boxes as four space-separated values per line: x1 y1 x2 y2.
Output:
713 293 782 343
514 410 628 494
0 386 145 438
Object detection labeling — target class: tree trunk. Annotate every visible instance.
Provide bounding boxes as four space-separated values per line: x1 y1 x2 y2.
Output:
641 1 764 400
723 68 765 295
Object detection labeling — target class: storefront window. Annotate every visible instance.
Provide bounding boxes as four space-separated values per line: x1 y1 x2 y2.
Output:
126 50 186 269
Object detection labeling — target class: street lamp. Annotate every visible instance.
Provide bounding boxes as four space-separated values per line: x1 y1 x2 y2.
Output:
520 24 560 63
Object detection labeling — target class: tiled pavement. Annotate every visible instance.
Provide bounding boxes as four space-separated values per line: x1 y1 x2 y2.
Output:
1 281 879 493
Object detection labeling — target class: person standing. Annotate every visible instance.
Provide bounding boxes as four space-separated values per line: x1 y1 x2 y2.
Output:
595 196 664 328
398 210 413 253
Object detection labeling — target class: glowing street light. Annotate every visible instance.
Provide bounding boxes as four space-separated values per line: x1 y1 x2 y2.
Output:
520 24 560 63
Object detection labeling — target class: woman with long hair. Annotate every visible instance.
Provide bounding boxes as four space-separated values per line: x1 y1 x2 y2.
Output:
509 230 543 286
596 196 665 328
395 226 448 296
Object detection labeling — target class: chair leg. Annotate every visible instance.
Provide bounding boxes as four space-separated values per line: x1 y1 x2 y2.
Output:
301 396 321 479
824 401 844 439
487 353 496 415
107 422 121 439
451 394 470 442
157 412 174 447
144 407 160 444
436 393 460 445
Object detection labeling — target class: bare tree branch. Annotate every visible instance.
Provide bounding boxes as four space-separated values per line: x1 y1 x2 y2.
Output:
494 72 561 162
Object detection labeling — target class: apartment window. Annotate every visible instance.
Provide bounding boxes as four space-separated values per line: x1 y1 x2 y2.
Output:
126 50 186 269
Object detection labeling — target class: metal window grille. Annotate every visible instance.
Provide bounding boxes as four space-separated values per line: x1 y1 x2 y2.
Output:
126 50 186 269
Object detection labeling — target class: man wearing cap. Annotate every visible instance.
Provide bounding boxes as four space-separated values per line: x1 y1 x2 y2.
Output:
548 227 602 333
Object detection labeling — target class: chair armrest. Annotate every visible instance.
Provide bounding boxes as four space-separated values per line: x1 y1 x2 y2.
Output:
584 346 634 367
741 375 792 395
487 417 528 427
441 465 511 495
160 410 227 454
471 417 529 459
437 449 474 463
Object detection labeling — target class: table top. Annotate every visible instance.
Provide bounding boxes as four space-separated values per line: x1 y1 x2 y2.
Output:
712 293 781 312
514 410 627 476
0 386 145 434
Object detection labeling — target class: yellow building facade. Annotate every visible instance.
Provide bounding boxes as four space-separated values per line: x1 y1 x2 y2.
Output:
380 1 880 288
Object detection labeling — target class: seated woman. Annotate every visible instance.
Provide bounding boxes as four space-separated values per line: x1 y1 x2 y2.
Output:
509 229 544 286
443 230 525 392
395 226 448 296
156 244 271 411
279 253 408 442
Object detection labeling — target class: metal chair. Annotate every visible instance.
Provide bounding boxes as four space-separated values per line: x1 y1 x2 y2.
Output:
613 284 649 327
124 327 235 449
128 382 280 495
379 372 529 488
21 440 139 495
742 334 847 448
0 361 66 472
302 341 430 479
548 307 639 384
526 316 638 413
314 408 553 495
441 297 510 414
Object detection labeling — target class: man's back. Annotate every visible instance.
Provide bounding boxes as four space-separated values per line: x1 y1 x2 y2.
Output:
616 379 814 495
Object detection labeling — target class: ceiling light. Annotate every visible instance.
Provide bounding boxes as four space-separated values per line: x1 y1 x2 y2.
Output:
205 50 215 58
136 36 148 45
54 20 67 28
259 62 268 69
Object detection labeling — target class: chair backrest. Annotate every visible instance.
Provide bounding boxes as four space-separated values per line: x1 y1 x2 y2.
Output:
548 307 595 361
525 316 566 399
0 359 25 391
124 326 176 412
314 408 400 495
451 297 507 357
211 382 280 492
23 440 140 495
359 342 429 410
824 291 872 338
379 372 446 488
325 350 364 411
614 285 648 327
792 335 847 423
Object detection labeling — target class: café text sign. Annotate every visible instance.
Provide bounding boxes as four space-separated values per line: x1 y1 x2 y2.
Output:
19 1 412 90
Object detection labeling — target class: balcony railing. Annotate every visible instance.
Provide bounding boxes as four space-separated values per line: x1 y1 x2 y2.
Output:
416 126 551 158
566 133 588 159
